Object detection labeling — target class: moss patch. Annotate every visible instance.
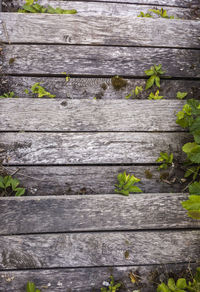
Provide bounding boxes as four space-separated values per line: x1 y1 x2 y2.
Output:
111 76 127 90
144 169 153 179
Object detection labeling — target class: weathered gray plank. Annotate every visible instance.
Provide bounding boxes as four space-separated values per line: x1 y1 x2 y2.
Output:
3 165 185 195
3 0 200 9
0 231 199 269
0 99 185 131
0 264 199 292
0 194 199 235
3 76 200 100
0 132 190 165
1 13 199 48
2 45 200 77
2 1 198 19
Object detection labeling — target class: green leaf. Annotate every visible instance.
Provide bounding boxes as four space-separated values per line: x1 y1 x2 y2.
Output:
155 76 160 88
189 181 200 195
176 91 188 99
182 142 197 154
145 69 154 76
10 178 20 190
157 283 171 292
26 281 36 292
168 278 176 290
176 278 187 289
0 176 5 189
145 75 155 90
15 188 25 197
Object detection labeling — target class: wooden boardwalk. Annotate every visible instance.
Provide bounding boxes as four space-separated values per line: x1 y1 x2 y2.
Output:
0 0 200 291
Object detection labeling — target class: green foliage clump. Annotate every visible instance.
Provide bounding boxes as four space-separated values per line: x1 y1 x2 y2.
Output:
25 83 55 98
125 86 143 99
111 76 127 90
115 171 142 196
148 90 163 100
145 64 165 90
138 8 175 19
101 275 121 292
26 281 41 292
0 91 16 98
0 176 25 197
19 0 77 14
157 267 200 292
176 91 188 100
156 152 174 170
176 99 200 219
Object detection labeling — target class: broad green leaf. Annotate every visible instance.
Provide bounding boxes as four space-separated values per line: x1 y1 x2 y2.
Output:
129 186 142 193
189 181 200 195
176 278 187 289
10 178 20 190
176 91 188 99
145 75 155 90
145 69 154 76
182 142 197 154
26 281 36 292
168 278 176 290
15 188 25 197
157 283 171 292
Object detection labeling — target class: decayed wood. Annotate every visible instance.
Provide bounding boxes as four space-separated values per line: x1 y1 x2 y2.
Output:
0 194 200 235
4 0 200 9
3 165 185 195
1 14 200 48
0 99 185 131
0 230 199 269
0 132 190 165
3 1 198 19
0 263 199 292
3 45 200 77
3 76 200 99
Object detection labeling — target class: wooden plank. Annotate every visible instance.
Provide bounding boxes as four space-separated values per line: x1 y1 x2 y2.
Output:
3 0 200 9
3 165 185 195
1 14 200 48
2 1 198 19
0 230 199 269
2 45 200 77
0 263 198 292
0 194 200 235
0 132 190 165
0 99 185 131
3 76 200 100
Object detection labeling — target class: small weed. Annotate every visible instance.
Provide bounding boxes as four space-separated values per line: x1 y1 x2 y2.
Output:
26 281 41 292
176 91 188 100
145 64 165 90
25 83 55 98
144 169 153 179
101 275 121 292
148 90 164 100
125 86 143 99
62 72 70 83
0 91 16 98
138 8 175 19
156 152 174 170
157 267 200 292
115 171 142 196
0 175 25 197
19 0 77 14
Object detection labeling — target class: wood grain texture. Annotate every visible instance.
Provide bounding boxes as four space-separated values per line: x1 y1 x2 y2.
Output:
3 76 200 99
0 230 199 269
3 0 200 9
1 13 200 48
0 99 185 131
2 45 200 77
3 1 198 19
0 263 199 292
3 165 185 195
1 194 200 235
0 132 190 165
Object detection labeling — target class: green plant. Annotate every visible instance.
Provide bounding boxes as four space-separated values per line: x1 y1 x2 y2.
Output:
26 281 41 292
0 176 25 197
176 92 188 100
176 99 200 219
156 152 174 170
115 171 142 196
145 64 165 90
125 86 143 99
25 83 55 98
157 267 200 292
138 8 175 19
148 90 164 100
62 72 70 82
101 275 121 292
0 91 16 98
19 0 77 14
137 12 152 17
